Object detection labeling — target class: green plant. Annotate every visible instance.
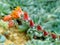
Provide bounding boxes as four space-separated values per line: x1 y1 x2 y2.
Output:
0 0 60 44
25 39 51 45
0 1 11 17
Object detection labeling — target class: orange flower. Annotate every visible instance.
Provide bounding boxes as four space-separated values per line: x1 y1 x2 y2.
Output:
3 15 12 21
15 6 22 13
11 6 23 19
11 11 20 19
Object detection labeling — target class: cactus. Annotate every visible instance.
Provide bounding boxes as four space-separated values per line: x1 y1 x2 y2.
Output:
25 39 60 45
0 35 6 43
25 39 51 45
0 1 11 17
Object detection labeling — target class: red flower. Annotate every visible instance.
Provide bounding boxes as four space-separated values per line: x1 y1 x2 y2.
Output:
29 20 34 27
51 33 57 39
3 15 12 21
23 12 29 20
43 31 48 36
8 20 14 28
37 25 42 31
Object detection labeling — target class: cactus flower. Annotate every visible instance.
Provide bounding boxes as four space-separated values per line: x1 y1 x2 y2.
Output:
51 33 57 39
23 12 29 20
37 25 42 31
29 20 34 27
43 30 48 36
3 15 12 21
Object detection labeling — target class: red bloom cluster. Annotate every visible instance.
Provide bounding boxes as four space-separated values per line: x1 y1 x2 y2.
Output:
43 30 48 36
8 20 14 28
37 25 42 31
29 20 34 27
51 33 57 39
23 12 29 20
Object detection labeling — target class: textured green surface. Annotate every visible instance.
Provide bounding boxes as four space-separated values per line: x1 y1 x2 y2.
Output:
1 0 60 33
0 1 11 16
0 0 60 44
25 39 60 45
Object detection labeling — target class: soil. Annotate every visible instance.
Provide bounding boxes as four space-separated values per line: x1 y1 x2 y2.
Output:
0 27 29 45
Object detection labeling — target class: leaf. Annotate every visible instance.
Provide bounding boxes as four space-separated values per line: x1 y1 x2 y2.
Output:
25 39 51 45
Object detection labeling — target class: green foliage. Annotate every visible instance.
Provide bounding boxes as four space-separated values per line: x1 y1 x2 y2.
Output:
27 27 36 39
25 39 51 45
25 39 60 45
43 19 60 34
27 27 43 39
18 24 29 32
0 20 8 29
0 1 11 16
0 0 60 43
